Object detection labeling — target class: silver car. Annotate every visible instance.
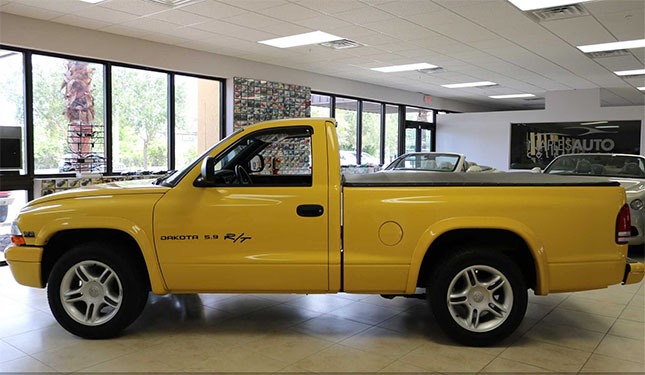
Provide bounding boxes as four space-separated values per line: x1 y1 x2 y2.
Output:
383 152 498 173
542 153 645 249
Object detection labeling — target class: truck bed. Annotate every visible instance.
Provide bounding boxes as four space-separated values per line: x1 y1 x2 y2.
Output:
343 171 620 187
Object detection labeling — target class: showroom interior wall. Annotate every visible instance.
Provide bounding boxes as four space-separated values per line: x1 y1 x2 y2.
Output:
437 88 645 171
0 12 489 133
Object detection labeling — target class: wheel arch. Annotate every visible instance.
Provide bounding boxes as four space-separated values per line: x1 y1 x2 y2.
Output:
41 228 161 293
407 217 549 295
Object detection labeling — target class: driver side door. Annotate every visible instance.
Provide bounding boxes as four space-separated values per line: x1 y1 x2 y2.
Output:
154 126 330 292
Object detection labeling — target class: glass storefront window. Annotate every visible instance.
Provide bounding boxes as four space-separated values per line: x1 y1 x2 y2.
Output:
335 97 358 165
175 75 221 170
406 106 433 122
384 104 399 164
32 55 105 174
361 101 381 165
0 49 26 174
311 94 331 117
112 66 168 172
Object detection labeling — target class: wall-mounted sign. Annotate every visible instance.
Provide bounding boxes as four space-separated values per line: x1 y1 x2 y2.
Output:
510 120 641 169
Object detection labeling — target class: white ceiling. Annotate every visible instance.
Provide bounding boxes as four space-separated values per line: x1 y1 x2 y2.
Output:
1 0 644 111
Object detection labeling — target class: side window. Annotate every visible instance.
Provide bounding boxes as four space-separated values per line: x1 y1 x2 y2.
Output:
255 136 312 177
208 127 313 187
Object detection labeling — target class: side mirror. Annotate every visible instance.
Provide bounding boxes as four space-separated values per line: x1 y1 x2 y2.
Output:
530 167 542 173
249 155 265 173
200 156 217 183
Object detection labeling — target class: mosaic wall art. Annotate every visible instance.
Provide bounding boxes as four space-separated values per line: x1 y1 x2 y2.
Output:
233 77 311 129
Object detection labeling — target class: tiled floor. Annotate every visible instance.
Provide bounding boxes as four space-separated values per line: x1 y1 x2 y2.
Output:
0 254 643 373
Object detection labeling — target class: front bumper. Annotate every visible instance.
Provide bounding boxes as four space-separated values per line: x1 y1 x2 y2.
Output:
4 245 44 288
623 258 645 285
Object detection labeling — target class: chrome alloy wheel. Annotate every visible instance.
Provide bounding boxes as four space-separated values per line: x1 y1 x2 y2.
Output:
446 265 513 332
59 260 123 326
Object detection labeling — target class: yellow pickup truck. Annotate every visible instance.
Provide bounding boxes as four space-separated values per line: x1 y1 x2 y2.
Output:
6 118 644 346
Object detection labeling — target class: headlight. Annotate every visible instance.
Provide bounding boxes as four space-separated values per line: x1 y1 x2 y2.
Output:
630 199 644 211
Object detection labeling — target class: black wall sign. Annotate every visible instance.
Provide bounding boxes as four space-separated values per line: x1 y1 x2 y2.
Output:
510 120 642 169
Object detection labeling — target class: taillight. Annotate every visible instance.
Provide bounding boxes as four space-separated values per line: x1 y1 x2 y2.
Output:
616 204 631 244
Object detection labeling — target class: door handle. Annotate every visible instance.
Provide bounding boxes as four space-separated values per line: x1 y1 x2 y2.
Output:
297 204 324 217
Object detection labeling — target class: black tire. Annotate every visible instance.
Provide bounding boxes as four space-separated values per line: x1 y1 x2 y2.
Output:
47 242 148 339
429 248 528 346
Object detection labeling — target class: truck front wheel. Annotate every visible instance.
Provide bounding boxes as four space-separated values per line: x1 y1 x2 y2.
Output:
47 242 148 339
429 249 527 346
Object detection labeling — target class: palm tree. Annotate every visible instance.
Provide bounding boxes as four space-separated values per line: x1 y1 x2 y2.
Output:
62 61 97 172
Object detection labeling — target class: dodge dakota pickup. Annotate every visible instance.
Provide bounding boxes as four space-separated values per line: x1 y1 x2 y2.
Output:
6 118 644 346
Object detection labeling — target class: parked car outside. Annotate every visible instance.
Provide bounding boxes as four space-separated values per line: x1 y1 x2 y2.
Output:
383 152 498 173
339 150 380 166
542 153 645 249
0 191 14 223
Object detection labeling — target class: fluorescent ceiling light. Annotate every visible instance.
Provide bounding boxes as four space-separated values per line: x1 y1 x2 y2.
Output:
596 126 619 129
489 93 535 99
442 81 497 88
259 31 343 48
638 87 645 91
507 0 591 11
614 69 645 76
578 39 645 53
371 63 439 73
79 0 106 3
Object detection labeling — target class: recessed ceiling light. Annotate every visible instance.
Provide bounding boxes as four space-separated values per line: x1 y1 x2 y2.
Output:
259 31 343 49
614 69 645 76
578 39 645 53
442 81 497 89
371 63 440 73
489 93 536 99
595 126 620 129
79 0 106 3
507 0 591 11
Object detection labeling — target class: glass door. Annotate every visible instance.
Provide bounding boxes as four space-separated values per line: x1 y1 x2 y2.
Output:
404 120 435 153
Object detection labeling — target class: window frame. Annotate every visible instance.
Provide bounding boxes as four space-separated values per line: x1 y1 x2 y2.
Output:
0 44 226 199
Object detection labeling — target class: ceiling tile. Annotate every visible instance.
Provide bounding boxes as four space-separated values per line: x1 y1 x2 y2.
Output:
594 10 645 41
542 16 614 46
147 9 211 26
260 3 322 20
0 2 64 20
98 0 168 16
373 0 443 16
180 0 247 19
296 0 365 14
71 6 139 23
257 21 311 37
333 5 393 25
224 11 282 29
51 14 112 30
218 0 289 11
5 0 93 14
293 14 353 30
362 18 433 40
192 20 273 41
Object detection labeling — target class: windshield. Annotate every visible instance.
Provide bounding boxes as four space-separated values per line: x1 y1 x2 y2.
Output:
161 128 245 186
544 154 645 178
387 153 461 172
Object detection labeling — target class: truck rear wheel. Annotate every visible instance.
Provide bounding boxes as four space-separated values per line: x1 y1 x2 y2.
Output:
47 242 148 339
429 248 527 346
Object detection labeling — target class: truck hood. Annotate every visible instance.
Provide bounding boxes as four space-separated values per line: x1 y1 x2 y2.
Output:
27 179 170 207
